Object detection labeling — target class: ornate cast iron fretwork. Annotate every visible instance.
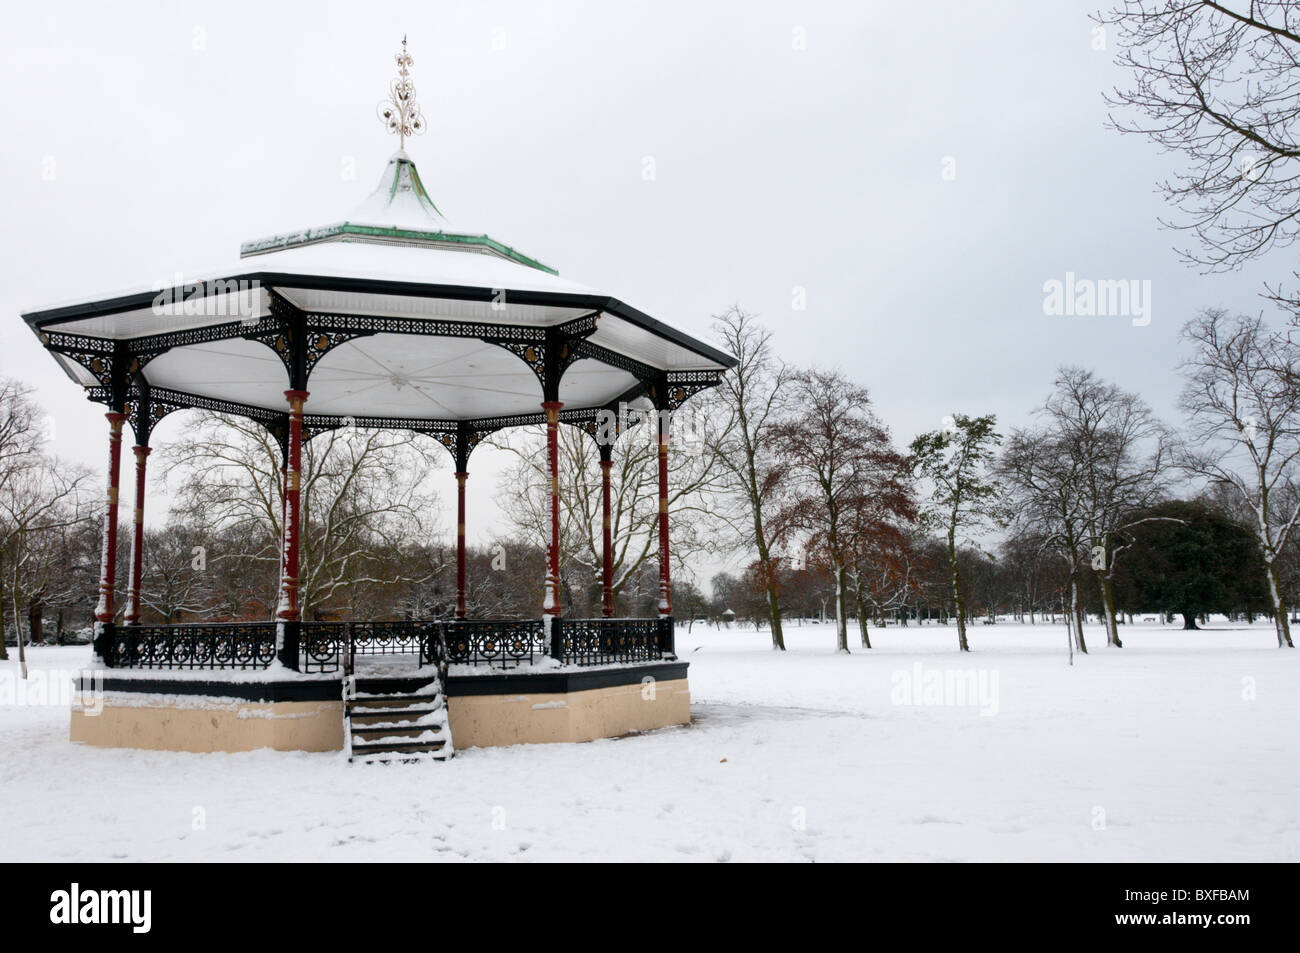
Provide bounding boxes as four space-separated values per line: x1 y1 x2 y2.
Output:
304 326 367 376
556 617 672 666
136 385 290 461
38 330 116 392
442 619 548 669
572 339 660 387
123 386 159 447
246 293 299 380
493 339 547 386
555 311 600 339
300 621 431 674
244 292 375 389
299 623 343 673
304 309 543 342
297 415 504 472
145 386 283 430
95 616 674 672
562 403 645 454
661 369 726 411
301 307 562 393
127 314 277 374
103 622 278 670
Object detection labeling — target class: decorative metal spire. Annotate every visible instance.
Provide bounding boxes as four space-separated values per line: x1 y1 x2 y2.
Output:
377 36 425 151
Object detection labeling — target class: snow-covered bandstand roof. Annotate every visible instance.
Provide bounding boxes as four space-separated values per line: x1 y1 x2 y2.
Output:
21 41 733 461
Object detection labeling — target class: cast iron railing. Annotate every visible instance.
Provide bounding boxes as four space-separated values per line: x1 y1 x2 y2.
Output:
556 617 671 666
439 619 549 669
300 622 344 673
302 620 431 673
100 622 278 670
95 616 675 671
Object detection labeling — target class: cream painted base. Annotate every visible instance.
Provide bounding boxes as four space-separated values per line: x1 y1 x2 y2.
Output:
70 700 345 753
449 677 691 748
69 678 691 752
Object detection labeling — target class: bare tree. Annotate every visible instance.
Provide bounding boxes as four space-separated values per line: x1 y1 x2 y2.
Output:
1100 1 1300 311
1000 532 1062 624
1044 368 1172 648
493 401 727 616
848 523 918 646
0 456 92 676
773 370 913 653
710 307 794 649
161 413 443 619
0 380 94 665
139 523 213 623
1000 426 1095 654
1178 308 1300 646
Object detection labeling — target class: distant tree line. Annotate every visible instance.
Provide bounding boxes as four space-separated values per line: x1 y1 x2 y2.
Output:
708 306 1300 653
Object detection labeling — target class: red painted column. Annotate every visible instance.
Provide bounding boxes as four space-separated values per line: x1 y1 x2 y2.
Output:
456 470 468 619
657 409 672 617
542 401 563 615
600 458 614 617
278 463 288 566
276 390 308 621
94 412 129 623
123 445 151 624
277 461 288 608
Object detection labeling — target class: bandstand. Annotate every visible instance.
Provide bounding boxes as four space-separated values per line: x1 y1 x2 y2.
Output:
22 41 734 759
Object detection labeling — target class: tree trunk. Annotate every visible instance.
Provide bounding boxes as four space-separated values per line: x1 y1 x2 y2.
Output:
1096 573 1123 648
0 554 7 661
760 554 785 651
1069 575 1088 654
856 590 871 649
1180 611 1199 630
12 598 28 680
948 530 970 652
1264 561 1295 647
834 564 849 653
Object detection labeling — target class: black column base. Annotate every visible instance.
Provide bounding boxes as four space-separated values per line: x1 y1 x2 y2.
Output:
548 616 565 663
659 616 675 658
92 621 115 667
277 619 300 671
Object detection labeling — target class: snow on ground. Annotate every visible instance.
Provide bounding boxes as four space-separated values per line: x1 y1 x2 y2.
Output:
2 621 1297 862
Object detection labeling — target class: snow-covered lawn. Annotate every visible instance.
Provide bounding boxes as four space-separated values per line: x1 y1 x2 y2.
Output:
2 621 1297 862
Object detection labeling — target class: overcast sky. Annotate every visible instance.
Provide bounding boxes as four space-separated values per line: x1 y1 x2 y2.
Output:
0 0 1283 584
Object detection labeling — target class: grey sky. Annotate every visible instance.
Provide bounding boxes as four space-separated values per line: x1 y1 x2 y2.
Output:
0 0 1282 583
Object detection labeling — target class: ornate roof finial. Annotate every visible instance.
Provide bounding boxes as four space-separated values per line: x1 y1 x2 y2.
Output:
377 36 425 151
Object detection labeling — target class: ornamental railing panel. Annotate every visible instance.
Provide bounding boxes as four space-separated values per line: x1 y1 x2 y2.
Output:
557 618 670 666
300 622 344 674
352 620 424 655
104 622 277 670
440 619 547 669
302 620 430 673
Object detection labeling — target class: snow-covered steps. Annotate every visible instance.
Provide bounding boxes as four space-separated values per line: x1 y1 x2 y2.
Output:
344 676 454 764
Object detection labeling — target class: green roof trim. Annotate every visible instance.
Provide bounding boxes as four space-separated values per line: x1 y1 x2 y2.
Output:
239 223 559 275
